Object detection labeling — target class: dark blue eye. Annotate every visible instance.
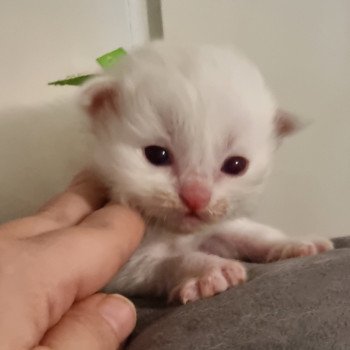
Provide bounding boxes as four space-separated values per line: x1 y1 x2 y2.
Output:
221 156 248 176
144 145 172 166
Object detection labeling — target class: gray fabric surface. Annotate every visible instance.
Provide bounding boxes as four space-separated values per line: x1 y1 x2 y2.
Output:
126 237 350 350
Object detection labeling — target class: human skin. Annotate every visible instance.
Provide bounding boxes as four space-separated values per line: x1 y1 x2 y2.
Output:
0 171 145 350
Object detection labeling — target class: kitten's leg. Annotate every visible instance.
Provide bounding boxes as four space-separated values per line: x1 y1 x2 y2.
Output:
199 218 333 263
108 250 247 304
164 252 247 304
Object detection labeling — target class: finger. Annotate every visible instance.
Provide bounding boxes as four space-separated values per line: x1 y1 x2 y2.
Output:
0 204 144 350
35 294 136 350
25 204 144 323
38 170 108 225
0 170 107 238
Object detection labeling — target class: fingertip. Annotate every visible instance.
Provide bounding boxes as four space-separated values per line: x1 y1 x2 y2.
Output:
98 294 137 343
38 293 137 350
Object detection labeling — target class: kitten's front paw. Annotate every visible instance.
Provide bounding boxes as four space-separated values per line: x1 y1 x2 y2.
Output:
267 239 334 262
169 260 247 304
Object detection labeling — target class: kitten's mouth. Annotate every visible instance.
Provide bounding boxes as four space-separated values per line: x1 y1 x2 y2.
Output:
185 212 201 219
182 212 206 226
181 209 225 230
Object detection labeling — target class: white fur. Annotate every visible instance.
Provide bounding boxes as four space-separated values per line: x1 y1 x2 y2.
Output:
80 42 333 303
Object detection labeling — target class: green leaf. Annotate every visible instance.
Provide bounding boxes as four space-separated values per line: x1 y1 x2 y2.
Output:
48 74 95 86
48 47 127 86
96 47 127 68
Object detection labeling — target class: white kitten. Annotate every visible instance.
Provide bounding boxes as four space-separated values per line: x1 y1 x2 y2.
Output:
80 42 333 304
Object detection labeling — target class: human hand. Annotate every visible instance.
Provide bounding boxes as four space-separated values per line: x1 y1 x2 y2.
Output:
0 171 145 350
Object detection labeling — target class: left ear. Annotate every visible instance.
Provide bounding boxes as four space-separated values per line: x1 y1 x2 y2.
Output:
274 109 303 138
80 76 120 120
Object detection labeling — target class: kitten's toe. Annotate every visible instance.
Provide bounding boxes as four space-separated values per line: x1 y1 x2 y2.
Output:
314 239 334 253
168 278 200 304
198 269 228 297
169 260 247 304
267 239 334 262
199 260 247 299
220 260 247 286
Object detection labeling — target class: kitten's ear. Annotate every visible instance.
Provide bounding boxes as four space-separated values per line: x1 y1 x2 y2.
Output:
274 109 303 138
80 77 119 120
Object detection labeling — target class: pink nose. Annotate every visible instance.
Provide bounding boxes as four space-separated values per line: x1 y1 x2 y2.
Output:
179 181 211 212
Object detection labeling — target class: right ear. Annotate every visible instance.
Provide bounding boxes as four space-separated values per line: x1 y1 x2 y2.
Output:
274 109 303 138
80 77 120 120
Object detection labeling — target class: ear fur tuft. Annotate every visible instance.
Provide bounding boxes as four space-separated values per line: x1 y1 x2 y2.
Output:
80 77 119 119
275 109 303 138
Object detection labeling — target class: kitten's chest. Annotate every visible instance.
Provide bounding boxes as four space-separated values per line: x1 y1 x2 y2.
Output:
139 225 205 257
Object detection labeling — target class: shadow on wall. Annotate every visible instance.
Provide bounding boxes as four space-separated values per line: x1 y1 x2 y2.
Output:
0 99 90 223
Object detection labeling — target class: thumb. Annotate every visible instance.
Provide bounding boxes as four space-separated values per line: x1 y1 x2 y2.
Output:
35 293 136 350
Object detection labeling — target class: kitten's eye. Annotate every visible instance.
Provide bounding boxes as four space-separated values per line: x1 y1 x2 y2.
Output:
144 145 172 166
221 156 248 176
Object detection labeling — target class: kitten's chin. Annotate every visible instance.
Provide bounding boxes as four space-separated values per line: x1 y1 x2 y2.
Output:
177 215 208 233
150 213 217 234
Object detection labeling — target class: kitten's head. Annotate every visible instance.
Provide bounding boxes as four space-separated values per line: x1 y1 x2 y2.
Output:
80 42 298 232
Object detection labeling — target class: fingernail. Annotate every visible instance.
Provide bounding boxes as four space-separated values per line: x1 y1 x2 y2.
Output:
98 294 136 340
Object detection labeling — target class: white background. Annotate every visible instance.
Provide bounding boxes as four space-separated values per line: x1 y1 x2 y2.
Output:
1 0 349 238
162 0 350 238
0 0 149 107
0 0 150 221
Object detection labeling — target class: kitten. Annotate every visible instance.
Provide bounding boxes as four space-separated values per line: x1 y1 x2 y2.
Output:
80 42 333 304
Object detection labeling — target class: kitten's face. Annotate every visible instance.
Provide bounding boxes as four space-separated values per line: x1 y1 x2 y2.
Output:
82 43 288 233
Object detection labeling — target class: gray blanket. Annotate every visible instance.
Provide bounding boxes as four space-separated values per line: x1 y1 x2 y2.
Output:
127 237 350 350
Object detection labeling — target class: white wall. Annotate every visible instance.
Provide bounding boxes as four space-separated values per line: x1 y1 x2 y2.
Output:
0 0 150 108
0 0 153 222
162 0 350 237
